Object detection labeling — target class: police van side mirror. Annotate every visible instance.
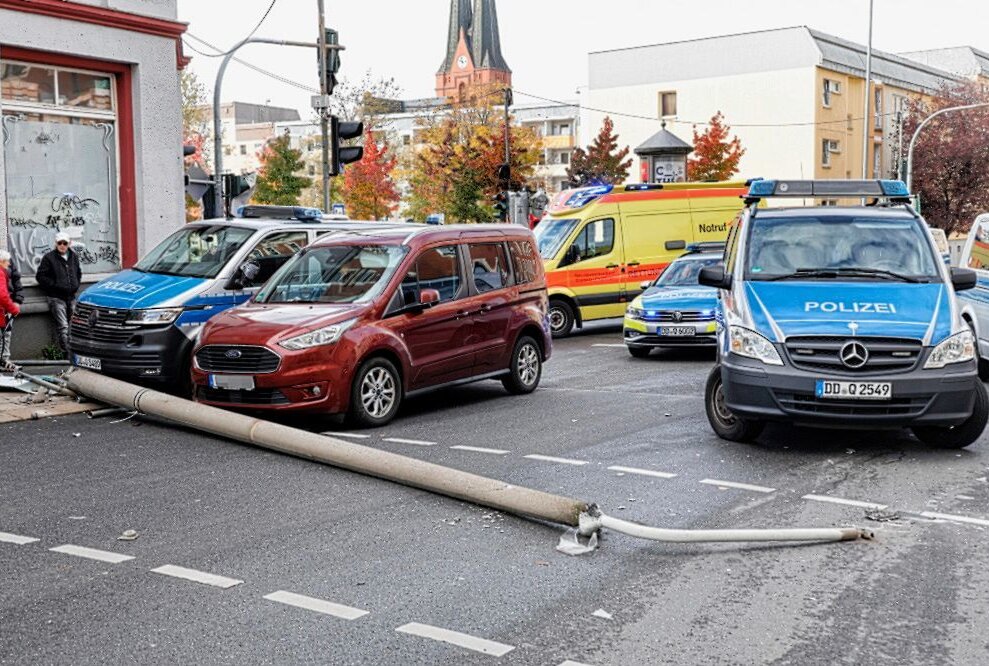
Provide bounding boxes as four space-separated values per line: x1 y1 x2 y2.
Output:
699 266 732 290
950 267 978 292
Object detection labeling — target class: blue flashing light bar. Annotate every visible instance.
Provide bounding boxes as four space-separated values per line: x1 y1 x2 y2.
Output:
745 179 912 200
237 205 325 221
563 184 613 209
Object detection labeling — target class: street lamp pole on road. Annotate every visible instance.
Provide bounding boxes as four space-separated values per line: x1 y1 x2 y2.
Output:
905 102 989 192
861 0 874 180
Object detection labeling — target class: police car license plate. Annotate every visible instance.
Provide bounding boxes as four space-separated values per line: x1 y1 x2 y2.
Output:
815 380 891 400
209 374 255 391
74 355 101 371
659 326 696 337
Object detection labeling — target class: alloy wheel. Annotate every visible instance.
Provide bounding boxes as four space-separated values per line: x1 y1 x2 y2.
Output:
360 367 396 418
517 343 540 386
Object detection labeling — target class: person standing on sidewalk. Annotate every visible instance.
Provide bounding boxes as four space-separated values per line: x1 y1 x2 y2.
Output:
35 233 82 357
0 250 21 371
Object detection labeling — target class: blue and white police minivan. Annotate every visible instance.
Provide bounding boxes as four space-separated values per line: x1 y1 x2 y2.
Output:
956 213 989 380
700 180 987 449
70 206 402 391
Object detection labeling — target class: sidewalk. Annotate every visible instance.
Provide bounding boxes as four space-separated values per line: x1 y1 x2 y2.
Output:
0 370 101 424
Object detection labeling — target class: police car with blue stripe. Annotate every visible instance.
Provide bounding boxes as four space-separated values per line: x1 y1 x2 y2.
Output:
700 180 987 449
69 206 404 393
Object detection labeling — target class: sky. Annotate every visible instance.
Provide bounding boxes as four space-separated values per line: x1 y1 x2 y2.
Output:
177 0 989 118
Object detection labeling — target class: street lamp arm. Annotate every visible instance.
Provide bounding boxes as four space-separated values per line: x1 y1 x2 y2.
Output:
906 101 989 191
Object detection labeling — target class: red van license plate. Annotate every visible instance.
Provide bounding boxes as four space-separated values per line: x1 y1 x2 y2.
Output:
209 374 255 391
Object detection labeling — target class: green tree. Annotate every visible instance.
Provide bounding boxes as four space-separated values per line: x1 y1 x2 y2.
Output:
252 133 312 206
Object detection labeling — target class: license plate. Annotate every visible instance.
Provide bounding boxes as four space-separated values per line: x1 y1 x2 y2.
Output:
659 326 696 337
74 355 102 371
815 380 891 400
209 374 255 391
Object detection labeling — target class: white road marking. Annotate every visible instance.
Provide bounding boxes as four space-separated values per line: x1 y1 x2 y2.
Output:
559 661 595 666
396 622 514 657
591 344 626 348
450 445 510 455
920 511 989 528
608 465 677 479
150 565 243 588
802 495 888 510
49 544 134 564
592 609 613 620
524 454 589 466
700 479 776 494
0 532 40 545
263 590 369 620
324 432 369 439
383 437 437 447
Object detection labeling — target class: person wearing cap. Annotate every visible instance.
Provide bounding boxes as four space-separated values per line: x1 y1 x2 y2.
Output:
0 250 21 371
35 232 82 355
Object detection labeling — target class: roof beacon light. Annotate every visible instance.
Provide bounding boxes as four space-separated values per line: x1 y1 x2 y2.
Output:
879 180 910 197
563 185 614 209
747 180 777 197
745 179 912 202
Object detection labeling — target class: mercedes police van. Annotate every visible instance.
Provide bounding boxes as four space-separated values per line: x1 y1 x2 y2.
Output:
69 206 403 392
700 180 987 449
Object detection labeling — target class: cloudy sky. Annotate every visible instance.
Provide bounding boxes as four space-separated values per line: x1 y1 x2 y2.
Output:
178 0 989 116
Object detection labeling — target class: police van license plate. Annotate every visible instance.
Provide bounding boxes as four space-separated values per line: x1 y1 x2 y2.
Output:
659 326 696 337
815 380 891 400
209 374 255 391
74 355 101 371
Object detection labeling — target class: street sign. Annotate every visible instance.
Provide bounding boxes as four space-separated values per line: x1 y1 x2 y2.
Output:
311 94 332 111
185 165 211 201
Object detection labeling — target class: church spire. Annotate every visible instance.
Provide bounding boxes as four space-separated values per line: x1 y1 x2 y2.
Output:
436 0 512 99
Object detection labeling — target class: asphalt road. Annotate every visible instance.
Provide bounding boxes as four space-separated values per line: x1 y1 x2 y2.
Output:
3 321 989 665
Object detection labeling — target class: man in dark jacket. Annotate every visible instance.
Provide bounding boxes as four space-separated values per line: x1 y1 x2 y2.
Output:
1 255 24 368
35 232 82 355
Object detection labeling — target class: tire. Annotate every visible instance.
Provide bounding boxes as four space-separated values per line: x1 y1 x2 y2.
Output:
627 345 652 359
348 357 402 428
704 365 765 442
964 320 989 381
502 336 542 395
548 299 575 338
912 381 989 449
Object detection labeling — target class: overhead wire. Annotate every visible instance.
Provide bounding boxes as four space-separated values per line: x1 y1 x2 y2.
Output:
186 0 279 58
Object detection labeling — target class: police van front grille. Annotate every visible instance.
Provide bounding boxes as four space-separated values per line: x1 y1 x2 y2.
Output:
70 303 140 344
195 345 281 373
784 336 922 374
640 311 711 322
774 391 931 418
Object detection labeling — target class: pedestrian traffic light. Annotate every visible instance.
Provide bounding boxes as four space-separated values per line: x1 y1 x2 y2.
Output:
222 174 253 217
319 28 341 95
493 191 509 222
330 116 364 176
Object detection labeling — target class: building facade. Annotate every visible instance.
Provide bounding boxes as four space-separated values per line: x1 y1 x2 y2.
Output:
586 27 962 189
0 0 187 356
218 101 301 175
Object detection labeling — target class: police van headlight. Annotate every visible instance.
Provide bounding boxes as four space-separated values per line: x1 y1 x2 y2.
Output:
125 308 183 325
924 331 976 369
729 326 783 366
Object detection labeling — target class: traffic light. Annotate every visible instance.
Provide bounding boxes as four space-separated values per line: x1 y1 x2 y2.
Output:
222 174 253 217
330 115 364 176
318 28 341 95
493 191 509 222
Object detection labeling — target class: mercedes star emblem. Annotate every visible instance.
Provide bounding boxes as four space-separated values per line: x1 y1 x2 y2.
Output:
87 310 99 327
839 341 869 369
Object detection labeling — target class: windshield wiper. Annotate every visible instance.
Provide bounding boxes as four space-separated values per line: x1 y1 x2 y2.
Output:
766 267 921 283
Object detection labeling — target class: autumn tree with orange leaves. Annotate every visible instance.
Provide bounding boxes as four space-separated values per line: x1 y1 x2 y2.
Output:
342 128 400 220
687 112 745 182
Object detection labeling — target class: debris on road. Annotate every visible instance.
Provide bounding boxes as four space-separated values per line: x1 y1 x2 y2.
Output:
865 509 901 523
117 530 139 541
592 609 613 620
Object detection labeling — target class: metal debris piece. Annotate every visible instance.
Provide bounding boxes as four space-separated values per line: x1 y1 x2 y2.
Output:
117 529 138 541
865 508 901 523
556 527 599 556
592 609 613 620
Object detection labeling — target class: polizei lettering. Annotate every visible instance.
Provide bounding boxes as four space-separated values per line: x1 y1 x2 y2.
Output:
804 302 898 314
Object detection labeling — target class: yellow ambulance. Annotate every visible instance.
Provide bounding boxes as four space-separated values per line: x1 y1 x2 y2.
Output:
534 181 749 337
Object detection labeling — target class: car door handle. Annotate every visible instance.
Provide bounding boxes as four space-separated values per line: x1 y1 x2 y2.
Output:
606 263 619 269
627 261 641 267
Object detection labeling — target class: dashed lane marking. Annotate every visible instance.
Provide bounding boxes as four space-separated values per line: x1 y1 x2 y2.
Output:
150 565 243 589
263 590 369 620
700 479 776 494
608 465 677 479
0 532 40 545
920 511 989 528
396 622 515 657
324 432 370 439
559 661 595 666
524 454 589 466
383 437 438 447
450 445 511 455
591 344 626 348
49 545 134 564
802 495 888 510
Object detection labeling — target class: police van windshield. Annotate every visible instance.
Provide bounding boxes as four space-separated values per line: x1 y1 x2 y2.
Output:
134 225 255 278
258 245 407 304
656 257 722 287
534 218 580 259
745 216 941 282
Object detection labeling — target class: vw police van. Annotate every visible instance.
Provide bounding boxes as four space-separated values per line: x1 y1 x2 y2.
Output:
700 180 987 449
70 206 403 392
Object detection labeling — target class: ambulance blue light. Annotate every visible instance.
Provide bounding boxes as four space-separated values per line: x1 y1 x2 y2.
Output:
747 180 777 197
564 185 613 209
879 180 910 197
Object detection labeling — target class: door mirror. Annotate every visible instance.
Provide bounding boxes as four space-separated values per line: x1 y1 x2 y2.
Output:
419 288 441 306
699 266 732 290
640 280 652 291
560 243 581 267
951 267 978 292
665 240 687 251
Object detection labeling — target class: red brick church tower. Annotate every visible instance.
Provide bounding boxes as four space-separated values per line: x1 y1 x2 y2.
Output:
436 0 512 101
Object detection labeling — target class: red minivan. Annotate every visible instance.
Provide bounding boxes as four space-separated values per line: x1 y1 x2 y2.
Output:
191 224 551 426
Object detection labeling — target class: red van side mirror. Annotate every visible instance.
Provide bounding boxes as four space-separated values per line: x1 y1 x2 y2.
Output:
419 289 441 306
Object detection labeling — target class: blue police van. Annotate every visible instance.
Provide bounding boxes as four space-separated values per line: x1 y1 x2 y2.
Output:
700 180 987 449
69 206 402 392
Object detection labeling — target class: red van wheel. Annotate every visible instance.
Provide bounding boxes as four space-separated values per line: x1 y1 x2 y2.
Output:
349 357 402 428
502 336 542 395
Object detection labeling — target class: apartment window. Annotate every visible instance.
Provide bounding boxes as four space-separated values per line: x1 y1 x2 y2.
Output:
873 140 882 178
659 91 677 117
402 134 411 146
240 145 247 155
823 79 841 107
559 151 570 165
874 88 883 130
822 139 841 167
557 123 571 136
821 199 839 207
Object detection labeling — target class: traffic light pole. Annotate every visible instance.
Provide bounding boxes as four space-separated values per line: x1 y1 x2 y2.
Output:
317 0 332 212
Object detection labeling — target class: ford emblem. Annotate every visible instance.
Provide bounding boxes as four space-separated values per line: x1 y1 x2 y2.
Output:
225 349 243 359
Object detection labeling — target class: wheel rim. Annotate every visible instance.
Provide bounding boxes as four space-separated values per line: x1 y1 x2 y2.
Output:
517 343 540 386
711 378 736 426
360 367 397 418
548 307 567 334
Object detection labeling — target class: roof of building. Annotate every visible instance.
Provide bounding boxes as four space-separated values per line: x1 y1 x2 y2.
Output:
438 0 511 74
220 101 300 125
635 124 693 155
589 26 960 95
899 46 989 80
